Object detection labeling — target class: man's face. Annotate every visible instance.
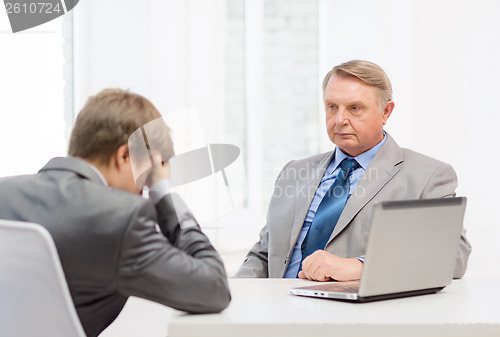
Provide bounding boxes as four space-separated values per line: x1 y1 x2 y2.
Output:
324 74 394 157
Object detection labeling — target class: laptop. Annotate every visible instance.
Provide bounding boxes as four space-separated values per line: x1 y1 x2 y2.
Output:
290 197 467 302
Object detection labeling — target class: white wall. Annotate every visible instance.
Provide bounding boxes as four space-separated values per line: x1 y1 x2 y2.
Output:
74 0 226 132
0 14 66 177
320 0 500 277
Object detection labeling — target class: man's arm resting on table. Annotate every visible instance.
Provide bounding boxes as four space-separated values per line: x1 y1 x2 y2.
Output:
119 195 231 313
119 159 230 313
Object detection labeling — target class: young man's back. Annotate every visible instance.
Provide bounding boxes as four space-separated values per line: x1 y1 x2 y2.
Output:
0 89 230 337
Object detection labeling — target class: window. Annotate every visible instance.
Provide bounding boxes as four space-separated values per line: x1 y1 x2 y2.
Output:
0 12 71 177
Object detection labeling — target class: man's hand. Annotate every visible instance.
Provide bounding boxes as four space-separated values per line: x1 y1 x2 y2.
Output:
147 153 171 187
298 250 363 282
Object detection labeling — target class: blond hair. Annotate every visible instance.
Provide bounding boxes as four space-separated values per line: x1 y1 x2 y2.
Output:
322 60 393 105
68 88 173 165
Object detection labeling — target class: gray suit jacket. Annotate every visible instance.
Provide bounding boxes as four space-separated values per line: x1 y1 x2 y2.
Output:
236 133 471 279
0 157 230 337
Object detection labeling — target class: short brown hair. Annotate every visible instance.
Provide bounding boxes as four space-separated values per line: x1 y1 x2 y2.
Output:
322 60 393 105
68 88 173 165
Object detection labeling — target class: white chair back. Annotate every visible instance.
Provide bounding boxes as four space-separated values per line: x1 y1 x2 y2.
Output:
0 219 86 337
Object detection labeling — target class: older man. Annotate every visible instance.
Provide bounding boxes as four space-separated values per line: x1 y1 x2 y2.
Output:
237 60 471 281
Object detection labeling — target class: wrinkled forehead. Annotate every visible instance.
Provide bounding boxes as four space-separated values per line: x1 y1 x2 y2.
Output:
324 74 380 104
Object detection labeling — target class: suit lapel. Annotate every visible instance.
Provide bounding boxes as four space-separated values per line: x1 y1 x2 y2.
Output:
288 152 334 249
327 133 404 243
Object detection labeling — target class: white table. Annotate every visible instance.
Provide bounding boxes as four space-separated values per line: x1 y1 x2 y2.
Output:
168 278 500 337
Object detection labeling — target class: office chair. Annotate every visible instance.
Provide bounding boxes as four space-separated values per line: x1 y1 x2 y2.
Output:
0 219 86 337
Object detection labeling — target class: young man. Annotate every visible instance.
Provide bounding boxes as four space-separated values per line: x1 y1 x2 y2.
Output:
0 89 230 337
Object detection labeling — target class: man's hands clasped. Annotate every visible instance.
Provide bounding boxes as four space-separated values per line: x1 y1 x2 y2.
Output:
298 250 363 282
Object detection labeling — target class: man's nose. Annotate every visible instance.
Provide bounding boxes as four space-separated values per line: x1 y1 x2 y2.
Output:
335 108 347 125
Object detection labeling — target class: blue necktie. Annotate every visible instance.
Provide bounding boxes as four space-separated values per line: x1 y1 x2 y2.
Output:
298 158 360 274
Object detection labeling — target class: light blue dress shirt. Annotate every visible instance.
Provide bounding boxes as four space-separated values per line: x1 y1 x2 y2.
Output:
284 133 387 277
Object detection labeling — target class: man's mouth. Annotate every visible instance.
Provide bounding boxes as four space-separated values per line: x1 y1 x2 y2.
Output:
335 132 352 137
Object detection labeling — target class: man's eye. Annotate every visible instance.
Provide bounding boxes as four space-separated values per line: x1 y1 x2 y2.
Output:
351 106 360 111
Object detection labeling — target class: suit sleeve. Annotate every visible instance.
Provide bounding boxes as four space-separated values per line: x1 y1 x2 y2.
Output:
234 161 294 278
234 224 270 278
117 193 231 313
421 162 472 279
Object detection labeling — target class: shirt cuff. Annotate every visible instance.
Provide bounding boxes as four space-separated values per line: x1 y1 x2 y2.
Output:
148 179 171 205
356 256 365 263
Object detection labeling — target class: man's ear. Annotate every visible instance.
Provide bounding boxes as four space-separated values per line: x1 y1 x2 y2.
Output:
382 100 395 125
114 144 130 172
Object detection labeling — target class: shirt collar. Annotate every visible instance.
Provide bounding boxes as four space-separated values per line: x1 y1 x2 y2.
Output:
328 131 387 174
